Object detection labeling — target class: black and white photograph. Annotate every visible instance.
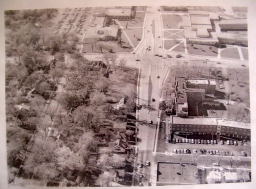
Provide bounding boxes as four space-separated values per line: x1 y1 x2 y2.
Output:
2 1 254 188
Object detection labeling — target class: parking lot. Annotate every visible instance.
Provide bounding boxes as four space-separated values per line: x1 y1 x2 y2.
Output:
157 125 251 157
51 7 94 40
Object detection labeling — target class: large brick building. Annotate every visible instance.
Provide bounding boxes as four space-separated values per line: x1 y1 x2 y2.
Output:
174 77 216 117
167 117 250 140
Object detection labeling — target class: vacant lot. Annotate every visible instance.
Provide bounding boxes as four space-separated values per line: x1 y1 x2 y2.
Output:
164 40 182 50
187 44 218 57
162 15 183 29
225 67 250 122
221 48 240 59
173 42 185 52
123 28 143 48
162 14 190 29
164 30 184 39
157 162 199 184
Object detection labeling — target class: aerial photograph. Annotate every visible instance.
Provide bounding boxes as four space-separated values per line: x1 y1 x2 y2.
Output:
5 5 250 187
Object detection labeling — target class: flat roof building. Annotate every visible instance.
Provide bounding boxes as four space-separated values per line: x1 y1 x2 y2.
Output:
175 77 217 117
105 7 136 20
170 116 250 139
219 19 247 31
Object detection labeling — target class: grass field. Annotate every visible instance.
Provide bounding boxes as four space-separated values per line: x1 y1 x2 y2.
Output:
162 14 190 29
164 30 184 39
162 15 183 29
225 67 250 122
123 28 143 47
164 40 182 50
187 44 218 57
173 43 185 52
220 48 240 59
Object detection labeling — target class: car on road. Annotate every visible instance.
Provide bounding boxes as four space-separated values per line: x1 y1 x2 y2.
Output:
145 160 151 166
152 98 155 102
138 163 144 168
176 54 182 58
157 75 160 79
136 59 140 61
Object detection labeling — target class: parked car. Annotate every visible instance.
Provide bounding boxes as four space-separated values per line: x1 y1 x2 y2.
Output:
145 160 151 166
138 163 144 168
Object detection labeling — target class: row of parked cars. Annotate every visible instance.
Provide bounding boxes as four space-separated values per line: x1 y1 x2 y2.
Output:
173 138 218 145
173 148 235 156
173 138 242 146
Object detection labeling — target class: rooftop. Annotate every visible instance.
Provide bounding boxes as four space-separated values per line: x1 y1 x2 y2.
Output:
172 117 250 129
187 79 209 85
219 18 247 25
187 79 217 86
190 14 211 25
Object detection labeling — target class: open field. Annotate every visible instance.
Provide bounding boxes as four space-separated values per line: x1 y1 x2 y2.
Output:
173 42 185 52
162 15 182 29
157 162 199 184
220 48 240 59
164 30 184 39
164 40 182 50
162 14 190 29
123 28 143 47
187 44 218 57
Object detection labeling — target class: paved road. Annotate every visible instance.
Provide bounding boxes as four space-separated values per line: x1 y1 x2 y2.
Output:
78 7 250 186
